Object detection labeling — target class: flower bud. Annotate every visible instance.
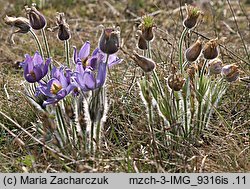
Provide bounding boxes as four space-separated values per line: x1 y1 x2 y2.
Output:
185 37 202 62
139 15 155 41
25 4 46 30
202 38 219 60
207 58 223 75
167 74 186 91
133 51 156 72
137 30 148 50
99 26 120 54
4 15 30 34
56 12 71 41
183 4 202 29
221 64 240 82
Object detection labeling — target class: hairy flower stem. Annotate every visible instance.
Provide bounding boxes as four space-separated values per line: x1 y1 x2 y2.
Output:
57 105 71 146
29 30 44 58
95 54 110 153
55 106 67 147
200 59 208 81
182 79 189 138
41 28 51 58
145 41 154 133
89 54 110 155
147 41 152 59
153 70 164 97
147 41 164 96
90 121 94 154
95 88 105 155
146 41 162 166
65 40 70 67
179 27 189 73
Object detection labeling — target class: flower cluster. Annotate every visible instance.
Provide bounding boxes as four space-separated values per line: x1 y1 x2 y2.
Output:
74 42 122 92
21 41 122 107
185 37 240 82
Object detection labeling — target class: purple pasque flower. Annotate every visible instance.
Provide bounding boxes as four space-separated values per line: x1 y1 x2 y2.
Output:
20 52 51 83
73 41 122 69
73 41 122 92
88 48 123 70
73 41 90 67
75 56 107 92
37 66 76 106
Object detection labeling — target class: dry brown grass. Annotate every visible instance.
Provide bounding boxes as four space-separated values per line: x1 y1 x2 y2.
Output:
0 0 249 172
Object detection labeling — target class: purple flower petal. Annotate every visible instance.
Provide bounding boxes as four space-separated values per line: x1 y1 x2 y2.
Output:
20 54 32 68
24 73 37 83
78 41 90 60
108 58 123 68
42 58 51 76
92 48 99 56
107 54 117 63
33 66 43 80
59 69 68 88
65 68 72 84
66 83 76 94
33 51 43 66
39 87 54 98
75 62 85 74
76 70 95 91
88 57 98 70
21 53 50 83
26 55 34 73
73 46 78 64
83 72 96 90
43 98 59 106
24 64 42 83
40 78 60 97
56 89 67 99
96 61 107 87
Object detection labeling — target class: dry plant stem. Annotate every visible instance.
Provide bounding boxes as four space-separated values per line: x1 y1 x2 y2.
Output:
0 123 24 145
41 28 51 58
237 0 250 28
227 0 250 62
29 30 44 58
0 110 74 162
179 27 189 73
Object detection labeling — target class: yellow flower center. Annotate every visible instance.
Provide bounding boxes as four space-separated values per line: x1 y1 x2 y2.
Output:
82 58 89 67
50 83 62 95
